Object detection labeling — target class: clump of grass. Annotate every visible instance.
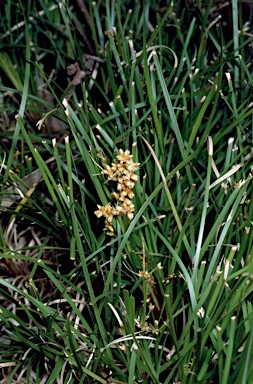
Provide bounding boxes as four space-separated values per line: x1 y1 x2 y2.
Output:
1 0 253 383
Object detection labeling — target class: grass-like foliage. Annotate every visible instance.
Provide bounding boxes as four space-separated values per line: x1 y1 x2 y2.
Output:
1 0 253 383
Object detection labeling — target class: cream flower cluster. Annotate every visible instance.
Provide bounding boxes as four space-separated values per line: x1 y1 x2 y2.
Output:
95 149 140 236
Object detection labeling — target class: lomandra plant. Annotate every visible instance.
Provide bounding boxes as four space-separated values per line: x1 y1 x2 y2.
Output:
0 0 253 383
94 149 139 236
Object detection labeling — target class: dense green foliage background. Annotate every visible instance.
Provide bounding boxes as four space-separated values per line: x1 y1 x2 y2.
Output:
0 1 253 383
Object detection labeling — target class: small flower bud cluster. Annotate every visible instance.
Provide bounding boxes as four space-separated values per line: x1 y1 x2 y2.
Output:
95 149 140 236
